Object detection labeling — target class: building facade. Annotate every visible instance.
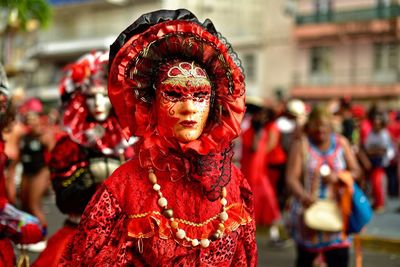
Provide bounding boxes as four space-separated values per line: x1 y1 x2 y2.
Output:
291 0 400 102
25 0 294 101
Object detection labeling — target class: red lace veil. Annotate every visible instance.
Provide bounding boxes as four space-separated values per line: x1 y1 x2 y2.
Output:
108 9 246 200
59 51 129 155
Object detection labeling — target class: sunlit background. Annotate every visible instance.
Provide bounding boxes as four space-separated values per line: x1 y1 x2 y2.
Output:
2 0 400 107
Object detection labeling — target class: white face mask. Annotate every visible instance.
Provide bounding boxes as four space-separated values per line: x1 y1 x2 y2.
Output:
85 86 111 122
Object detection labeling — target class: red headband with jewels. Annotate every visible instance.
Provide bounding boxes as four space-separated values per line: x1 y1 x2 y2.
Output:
156 61 212 103
158 61 210 85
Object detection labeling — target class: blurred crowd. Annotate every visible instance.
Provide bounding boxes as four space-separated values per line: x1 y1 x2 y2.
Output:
235 95 399 265
236 95 399 237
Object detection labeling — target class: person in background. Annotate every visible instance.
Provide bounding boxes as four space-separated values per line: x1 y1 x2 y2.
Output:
241 101 281 244
2 87 27 204
18 98 56 229
364 111 394 213
338 97 355 143
60 9 257 266
0 63 44 267
233 96 267 166
385 110 400 199
286 105 361 267
348 104 371 191
33 51 135 267
275 98 308 241
276 99 307 155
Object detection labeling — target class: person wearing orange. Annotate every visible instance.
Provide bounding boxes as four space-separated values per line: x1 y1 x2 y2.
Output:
286 105 361 267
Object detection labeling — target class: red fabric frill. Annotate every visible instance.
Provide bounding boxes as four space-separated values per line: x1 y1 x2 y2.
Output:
0 239 14 267
127 203 252 247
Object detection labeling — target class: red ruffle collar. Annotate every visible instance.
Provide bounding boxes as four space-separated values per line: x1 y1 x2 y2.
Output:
62 93 129 156
134 135 234 200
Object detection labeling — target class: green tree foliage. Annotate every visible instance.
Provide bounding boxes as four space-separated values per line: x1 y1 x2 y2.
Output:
0 0 52 31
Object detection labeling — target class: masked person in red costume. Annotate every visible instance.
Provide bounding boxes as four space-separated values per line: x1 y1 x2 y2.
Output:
33 51 135 267
0 64 44 266
60 9 257 266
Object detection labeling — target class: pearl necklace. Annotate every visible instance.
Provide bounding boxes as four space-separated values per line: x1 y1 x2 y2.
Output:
148 168 228 248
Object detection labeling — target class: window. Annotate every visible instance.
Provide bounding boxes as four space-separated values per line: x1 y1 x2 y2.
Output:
315 0 332 14
376 0 395 18
376 0 392 7
309 47 332 85
373 43 399 83
314 0 333 21
374 43 398 70
243 54 256 83
310 47 332 74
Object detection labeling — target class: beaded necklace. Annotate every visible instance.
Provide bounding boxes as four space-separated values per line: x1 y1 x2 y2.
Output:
147 167 228 248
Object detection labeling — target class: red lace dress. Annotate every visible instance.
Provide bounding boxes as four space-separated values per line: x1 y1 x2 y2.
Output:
241 126 280 226
60 153 257 266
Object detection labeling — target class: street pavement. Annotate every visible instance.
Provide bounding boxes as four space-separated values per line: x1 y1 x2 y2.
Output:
18 193 400 266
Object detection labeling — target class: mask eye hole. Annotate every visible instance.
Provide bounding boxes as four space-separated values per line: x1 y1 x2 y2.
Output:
163 91 182 100
193 92 209 99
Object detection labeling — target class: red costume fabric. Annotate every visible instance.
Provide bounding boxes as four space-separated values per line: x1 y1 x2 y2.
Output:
0 141 14 267
265 121 286 192
32 224 77 267
61 9 257 266
241 125 280 225
266 122 286 166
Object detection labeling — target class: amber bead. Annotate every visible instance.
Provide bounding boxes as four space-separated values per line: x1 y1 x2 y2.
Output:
148 172 157 184
171 220 179 229
221 187 227 198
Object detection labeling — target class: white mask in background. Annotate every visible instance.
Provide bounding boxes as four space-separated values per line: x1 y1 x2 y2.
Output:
85 85 112 122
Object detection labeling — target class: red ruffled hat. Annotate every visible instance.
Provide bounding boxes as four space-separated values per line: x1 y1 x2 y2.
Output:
108 9 246 200
59 51 108 100
108 9 245 155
